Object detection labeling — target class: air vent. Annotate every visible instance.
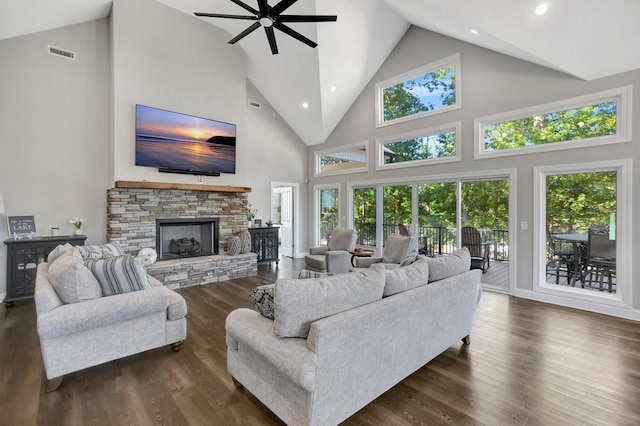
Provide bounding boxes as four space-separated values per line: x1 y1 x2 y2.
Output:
48 45 76 61
248 100 261 109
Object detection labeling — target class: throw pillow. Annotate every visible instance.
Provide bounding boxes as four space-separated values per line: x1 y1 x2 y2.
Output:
47 243 73 264
137 247 157 267
383 255 429 297
426 247 471 282
48 248 103 304
298 269 335 279
249 284 275 320
327 227 356 251
77 242 125 260
227 236 242 256
238 230 252 254
274 263 386 338
84 255 152 297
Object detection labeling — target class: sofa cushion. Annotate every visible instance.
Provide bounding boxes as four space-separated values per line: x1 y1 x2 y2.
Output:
426 247 471 282
77 242 125 260
383 255 430 297
249 284 275 319
383 234 418 265
274 263 385 338
84 255 153 297
47 243 73 264
48 248 103 304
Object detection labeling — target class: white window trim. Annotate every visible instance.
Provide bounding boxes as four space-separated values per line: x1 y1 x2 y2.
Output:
376 122 461 170
474 85 632 159
532 159 632 311
314 183 341 247
375 53 462 128
314 141 369 177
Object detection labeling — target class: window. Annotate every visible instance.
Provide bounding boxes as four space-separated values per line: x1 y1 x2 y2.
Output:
314 184 340 246
375 53 461 127
475 86 632 159
315 141 368 177
376 122 461 170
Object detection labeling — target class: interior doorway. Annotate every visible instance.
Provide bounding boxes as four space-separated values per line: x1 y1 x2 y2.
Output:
271 182 299 258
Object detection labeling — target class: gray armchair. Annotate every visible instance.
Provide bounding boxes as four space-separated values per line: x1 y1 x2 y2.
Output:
353 234 419 269
304 227 357 273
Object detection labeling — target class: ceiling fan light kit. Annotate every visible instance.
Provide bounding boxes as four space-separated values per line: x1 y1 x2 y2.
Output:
195 0 337 55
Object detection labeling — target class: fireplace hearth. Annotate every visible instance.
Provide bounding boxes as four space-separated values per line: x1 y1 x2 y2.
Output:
156 218 219 260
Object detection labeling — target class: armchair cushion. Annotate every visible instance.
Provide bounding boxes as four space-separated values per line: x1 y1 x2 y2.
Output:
274 264 385 338
327 227 357 252
426 247 471 282
309 246 329 255
382 234 419 266
48 249 102 304
84 255 153 297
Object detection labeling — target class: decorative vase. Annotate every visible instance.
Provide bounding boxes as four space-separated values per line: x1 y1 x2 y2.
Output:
74 228 83 236
248 221 253 228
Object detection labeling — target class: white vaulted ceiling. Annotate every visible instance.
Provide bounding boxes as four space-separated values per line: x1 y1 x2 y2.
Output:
1 0 639 146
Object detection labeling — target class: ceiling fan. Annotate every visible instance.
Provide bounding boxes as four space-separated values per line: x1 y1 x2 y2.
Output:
195 0 337 55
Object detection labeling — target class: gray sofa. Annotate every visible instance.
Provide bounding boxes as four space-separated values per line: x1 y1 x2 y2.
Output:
35 260 187 391
226 249 481 425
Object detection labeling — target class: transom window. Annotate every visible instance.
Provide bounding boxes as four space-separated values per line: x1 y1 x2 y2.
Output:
315 141 368 177
376 122 461 170
375 53 461 127
475 86 632 159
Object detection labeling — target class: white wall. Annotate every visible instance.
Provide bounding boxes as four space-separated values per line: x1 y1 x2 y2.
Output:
309 26 640 310
0 19 111 296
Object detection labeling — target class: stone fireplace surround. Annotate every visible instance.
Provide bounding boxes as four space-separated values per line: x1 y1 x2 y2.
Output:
107 181 257 289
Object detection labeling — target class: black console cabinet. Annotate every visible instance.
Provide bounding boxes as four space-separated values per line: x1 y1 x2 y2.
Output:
248 227 279 265
3 235 87 306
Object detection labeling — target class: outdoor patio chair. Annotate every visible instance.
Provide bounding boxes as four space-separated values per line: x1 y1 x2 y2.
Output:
545 229 577 285
397 223 410 236
582 225 616 292
461 226 491 272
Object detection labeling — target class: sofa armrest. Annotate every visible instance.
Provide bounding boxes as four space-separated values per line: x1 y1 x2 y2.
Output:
325 250 351 273
226 308 316 391
353 257 383 268
37 286 170 339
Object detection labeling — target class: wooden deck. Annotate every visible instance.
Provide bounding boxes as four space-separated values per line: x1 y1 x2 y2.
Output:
479 259 509 289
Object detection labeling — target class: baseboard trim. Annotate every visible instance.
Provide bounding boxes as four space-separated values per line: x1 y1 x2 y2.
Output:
0 292 5 303
514 288 640 321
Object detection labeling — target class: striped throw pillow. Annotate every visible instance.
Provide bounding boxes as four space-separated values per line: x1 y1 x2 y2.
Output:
84 255 152 296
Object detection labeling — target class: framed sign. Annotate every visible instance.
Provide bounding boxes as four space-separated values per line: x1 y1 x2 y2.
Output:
253 219 262 227
8 216 36 236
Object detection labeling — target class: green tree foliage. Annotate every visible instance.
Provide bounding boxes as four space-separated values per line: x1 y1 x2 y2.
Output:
384 132 456 164
546 172 616 233
484 102 616 151
461 181 509 229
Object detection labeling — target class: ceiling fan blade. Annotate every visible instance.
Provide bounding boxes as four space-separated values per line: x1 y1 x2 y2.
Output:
265 26 279 55
194 12 257 20
279 15 337 23
273 22 317 49
229 0 259 15
271 0 298 15
229 22 262 44
257 0 269 16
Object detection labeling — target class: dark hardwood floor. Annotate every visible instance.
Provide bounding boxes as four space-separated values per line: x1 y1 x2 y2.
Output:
1 257 639 425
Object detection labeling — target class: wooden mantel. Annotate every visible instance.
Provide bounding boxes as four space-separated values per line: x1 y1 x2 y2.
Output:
115 180 251 193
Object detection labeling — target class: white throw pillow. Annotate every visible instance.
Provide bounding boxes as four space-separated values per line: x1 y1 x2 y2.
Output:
47 243 74 264
48 248 103 304
274 263 385 338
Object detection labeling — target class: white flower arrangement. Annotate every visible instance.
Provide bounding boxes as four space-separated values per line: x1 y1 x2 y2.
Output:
68 217 85 230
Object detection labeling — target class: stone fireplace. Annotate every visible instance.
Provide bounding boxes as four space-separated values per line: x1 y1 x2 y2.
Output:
156 218 219 260
107 181 256 288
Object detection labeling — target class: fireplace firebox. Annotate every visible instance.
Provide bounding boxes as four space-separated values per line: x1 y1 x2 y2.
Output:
156 218 219 260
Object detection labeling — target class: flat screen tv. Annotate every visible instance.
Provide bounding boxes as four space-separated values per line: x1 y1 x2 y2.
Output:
135 104 236 176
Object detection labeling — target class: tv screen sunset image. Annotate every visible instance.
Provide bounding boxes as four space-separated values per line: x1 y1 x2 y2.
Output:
135 104 236 174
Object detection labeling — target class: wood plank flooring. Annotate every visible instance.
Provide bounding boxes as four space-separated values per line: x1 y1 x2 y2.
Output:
1 257 639 425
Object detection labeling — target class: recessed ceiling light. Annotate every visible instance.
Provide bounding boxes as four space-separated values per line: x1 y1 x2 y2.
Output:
330 86 337 92
535 3 548 15
302 102 309 109
470 29 479 35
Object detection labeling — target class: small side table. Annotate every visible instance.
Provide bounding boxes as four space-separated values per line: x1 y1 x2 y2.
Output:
3 235 87 306
349 249 375 267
